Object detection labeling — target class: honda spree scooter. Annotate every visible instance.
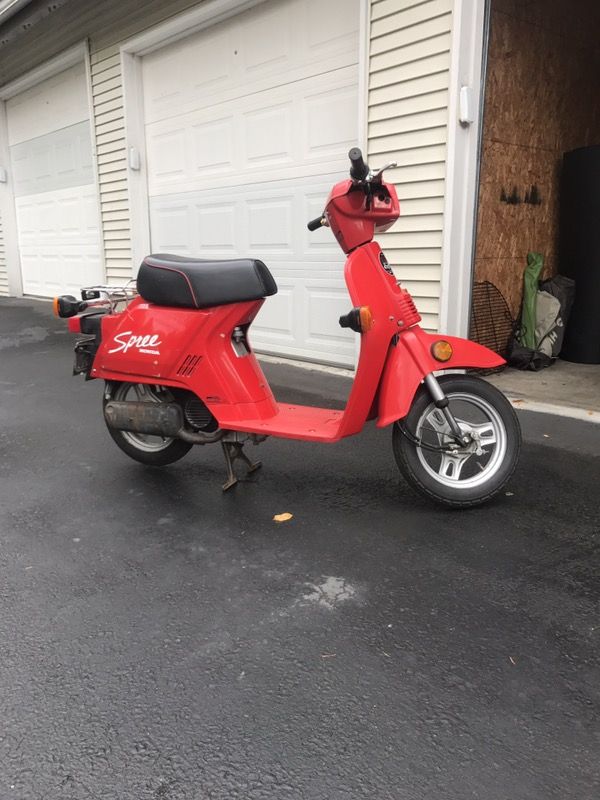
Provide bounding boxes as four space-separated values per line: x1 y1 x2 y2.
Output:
54 148 521 507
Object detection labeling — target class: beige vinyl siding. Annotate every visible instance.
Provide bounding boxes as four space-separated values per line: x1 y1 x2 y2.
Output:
368 0 453 331
90 46 131 283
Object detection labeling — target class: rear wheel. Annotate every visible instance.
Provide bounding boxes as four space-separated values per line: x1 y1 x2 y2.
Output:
103 382 193 466
392 374 521 508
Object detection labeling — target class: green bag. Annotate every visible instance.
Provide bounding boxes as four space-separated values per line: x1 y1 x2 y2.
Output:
518 252 544 349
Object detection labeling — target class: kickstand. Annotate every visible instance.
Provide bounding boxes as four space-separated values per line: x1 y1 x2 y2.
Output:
221 441 262 491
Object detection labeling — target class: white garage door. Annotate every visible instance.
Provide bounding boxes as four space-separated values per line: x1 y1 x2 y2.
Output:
7 63 103 297
142 0 360 366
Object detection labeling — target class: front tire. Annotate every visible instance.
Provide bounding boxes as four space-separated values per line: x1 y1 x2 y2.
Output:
103 382 193 466
392 374 521 508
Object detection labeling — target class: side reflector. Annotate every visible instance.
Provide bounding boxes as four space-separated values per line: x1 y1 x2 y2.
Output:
52 297 60 317
431 340 453 362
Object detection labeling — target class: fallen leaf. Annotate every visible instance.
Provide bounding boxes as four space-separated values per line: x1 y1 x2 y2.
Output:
543 434 550 438
273 512 293 523
509 656 516 665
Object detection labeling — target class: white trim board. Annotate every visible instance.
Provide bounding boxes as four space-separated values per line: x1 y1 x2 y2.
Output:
121 0 269 56
438 0 489 337
0 101 22 295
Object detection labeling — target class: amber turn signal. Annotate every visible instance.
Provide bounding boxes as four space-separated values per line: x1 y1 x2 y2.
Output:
359 306 373 332
431 340 453 362
52 294 80 318
339 306 374 334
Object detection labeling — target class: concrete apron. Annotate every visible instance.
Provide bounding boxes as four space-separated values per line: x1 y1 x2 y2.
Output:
485 360 600 423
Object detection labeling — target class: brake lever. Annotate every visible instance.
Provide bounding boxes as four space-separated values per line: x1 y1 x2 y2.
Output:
369 161 397 182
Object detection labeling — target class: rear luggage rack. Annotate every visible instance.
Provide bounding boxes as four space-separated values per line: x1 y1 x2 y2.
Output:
80 281 138 313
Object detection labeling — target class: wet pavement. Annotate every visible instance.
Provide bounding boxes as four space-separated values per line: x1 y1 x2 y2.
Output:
1 297 600 800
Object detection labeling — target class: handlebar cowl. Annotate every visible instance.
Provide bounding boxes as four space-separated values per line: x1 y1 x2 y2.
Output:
348 147 369 182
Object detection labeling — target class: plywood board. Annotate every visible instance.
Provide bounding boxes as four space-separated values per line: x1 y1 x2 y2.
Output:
474 0 600 317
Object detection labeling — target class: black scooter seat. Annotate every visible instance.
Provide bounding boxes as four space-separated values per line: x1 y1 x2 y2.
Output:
137 253 278 310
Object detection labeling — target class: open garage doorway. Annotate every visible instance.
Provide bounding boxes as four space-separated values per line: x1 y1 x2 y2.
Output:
471 0 600 411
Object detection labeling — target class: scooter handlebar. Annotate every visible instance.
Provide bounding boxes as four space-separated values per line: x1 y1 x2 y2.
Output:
349 147 369 182
307 215 325 231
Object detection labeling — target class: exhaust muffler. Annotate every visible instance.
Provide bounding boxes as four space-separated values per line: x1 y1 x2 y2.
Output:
104 401 223 443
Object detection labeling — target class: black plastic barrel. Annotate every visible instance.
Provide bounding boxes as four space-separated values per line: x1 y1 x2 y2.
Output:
559 146 600 363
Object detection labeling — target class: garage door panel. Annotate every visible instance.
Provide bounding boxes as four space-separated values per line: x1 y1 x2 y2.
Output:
304 282 355 354
246 197 294 253
240 4 291 76
20 247 102 297
303 85 359 159
143 29 235 123
150 129 187 181
145 66 357 196
243 102 293 169
149 204 192 253
16 186 101 245
305 0 361 56
149 178 338 255
192 118 234 174
6 63 89 145
251 286 296 342
195 204 238 253
15 186 102 296
10 121 94 198
142 0 359 126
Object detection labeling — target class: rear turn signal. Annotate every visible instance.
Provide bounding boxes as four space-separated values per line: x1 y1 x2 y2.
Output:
431 340 453 362
339 306 374 333
52 295 80 318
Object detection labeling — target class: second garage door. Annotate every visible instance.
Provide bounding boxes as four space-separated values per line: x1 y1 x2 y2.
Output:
142 0 360 366
7 63 103 298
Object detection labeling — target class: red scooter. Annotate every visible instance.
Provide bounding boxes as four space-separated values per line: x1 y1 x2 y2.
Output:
54 148 520 507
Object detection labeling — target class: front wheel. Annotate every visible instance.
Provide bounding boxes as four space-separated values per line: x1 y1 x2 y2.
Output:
392 374 521 508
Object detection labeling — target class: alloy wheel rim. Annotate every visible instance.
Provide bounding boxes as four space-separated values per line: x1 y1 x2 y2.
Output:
414 391 508 490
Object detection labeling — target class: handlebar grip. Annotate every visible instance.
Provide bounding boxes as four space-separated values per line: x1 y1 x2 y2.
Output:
307 216 324 231
349 147 369 181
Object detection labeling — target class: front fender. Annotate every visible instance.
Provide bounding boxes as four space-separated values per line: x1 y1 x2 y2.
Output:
376 327 505 428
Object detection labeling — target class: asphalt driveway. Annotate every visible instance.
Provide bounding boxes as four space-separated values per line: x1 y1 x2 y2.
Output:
1 298 599 799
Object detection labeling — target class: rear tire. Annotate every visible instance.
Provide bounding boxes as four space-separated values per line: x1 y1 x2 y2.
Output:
103 382 193 466
392 374 521 508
